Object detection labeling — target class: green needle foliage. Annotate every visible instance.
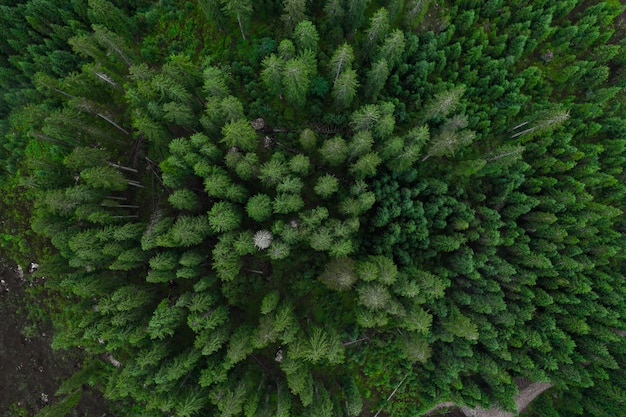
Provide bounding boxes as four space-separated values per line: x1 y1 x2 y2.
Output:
2 0 626 416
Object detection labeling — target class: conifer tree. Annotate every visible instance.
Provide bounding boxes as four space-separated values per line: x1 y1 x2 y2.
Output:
293 20 319 52
281 0 306 33
220 0 253 40
11 1 626 416
282 52 316 107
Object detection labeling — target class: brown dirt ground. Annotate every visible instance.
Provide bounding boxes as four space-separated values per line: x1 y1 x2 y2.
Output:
0 260 112 416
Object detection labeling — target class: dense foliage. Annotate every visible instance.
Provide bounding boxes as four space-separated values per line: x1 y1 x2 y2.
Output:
2 0 626 416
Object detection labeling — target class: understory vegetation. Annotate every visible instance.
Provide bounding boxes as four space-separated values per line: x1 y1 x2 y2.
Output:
1 0 626 416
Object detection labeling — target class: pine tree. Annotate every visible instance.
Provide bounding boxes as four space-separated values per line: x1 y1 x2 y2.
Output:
80 166 129 191
320 136 349 166
398 332 432 363
350 152 381 179
332 68 359 108
226 326 254 365
282 53 315 107
261 54 285 96
92 24 135 67
281 0 306 32
366 8 390 47
293 20 320 52
422 85 466 121
314 175 339 198
351 104 381 131
299 128 317 151
63 146 110 170
319 257 357 291
366 58 389 98
168 189 201 211
329 43 354 83
378 29 405 69
160 216 212 247
87 0 135 40
220 0 253 40
148 300 185 340
358 283 391 311
208 202 242 233
277 176 304 194
246 194 273 222
221 119 258 152
273 193 304 214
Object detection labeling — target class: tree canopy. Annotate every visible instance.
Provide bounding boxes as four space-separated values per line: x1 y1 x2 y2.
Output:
2 0 626 416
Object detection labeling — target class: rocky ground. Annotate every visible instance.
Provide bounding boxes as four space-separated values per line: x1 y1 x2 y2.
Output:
0 260 112 416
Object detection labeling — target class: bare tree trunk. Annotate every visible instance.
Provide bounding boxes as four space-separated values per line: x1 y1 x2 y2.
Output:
108 162 138 173
237 13 246 40
127 180 145 188
101 204 140 208
373 373 409 417
97 113 130 135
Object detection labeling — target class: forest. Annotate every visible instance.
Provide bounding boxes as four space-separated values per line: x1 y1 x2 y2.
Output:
1 0 626 416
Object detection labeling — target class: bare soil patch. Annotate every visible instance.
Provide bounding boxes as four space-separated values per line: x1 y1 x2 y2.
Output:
0 260 111 416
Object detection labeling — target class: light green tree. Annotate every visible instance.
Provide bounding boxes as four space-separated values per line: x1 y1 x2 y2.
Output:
309 227 333 251
63 146 110 170
226 326 254 365
159 215 212 247
277 176 304 194
314 175 340 198
208 202 242 233
320 136 349 166
278 39 296 60
378 29 405 69
366 58 389 98
299 128 317 151
351 104 381 131
319 257 357 291
87 0 135 40
425 127 475 159
350 152 381 179
358 283 391 311
149 251 178 271
168 189 201 211
92 24 136 67
246 194 273 221
288 153 311 175
422 85 466 121
329 43 354 83
366 8 389 47
175 389 207 417
219 95 245 122
282 53 315 106
268 240 291 260
342 376 363 416
349 130 374 158
80 166 129 191
332 68 359 108
221 119 258 152
273 193 304 214
294 20 320 52
203 66 230 98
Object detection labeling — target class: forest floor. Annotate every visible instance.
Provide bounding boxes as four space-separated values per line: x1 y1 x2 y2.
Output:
425 380 552 417
0 260 111 417
463 381 553 417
